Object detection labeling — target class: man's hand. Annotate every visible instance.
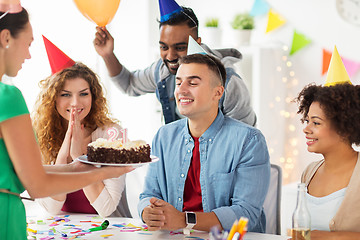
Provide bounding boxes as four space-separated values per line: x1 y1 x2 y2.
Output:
142 198 166 231
93 26 114 58
143 197 186 231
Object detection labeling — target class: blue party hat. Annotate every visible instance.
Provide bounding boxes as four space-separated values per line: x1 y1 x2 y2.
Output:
158 0 182 22
187 36 207 55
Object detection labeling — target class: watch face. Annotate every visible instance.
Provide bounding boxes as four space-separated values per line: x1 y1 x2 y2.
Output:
336 0 360 26
186 212 196 224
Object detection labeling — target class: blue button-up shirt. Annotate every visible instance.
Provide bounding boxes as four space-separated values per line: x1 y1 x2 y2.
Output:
138 111 270 232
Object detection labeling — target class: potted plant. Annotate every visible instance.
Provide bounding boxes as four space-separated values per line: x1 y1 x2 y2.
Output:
202 17 222 48
205 18 219 28
231 12 254 46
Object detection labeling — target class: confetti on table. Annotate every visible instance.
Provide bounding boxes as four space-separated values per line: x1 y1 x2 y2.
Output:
101 234 114 237
137 232 153 235
39 237 54 240
27 215 156 239
119 229 141 232
112 224 126 228
170 231 183 235
37 220 47 225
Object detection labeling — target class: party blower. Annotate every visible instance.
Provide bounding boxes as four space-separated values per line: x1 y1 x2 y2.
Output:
73 0 121 27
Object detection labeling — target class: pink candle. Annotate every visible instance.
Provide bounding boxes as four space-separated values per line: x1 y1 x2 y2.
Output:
120 128 128 144
107 127 119 141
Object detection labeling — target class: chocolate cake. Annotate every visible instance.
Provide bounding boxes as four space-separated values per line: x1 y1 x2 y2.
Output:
87 138 151 164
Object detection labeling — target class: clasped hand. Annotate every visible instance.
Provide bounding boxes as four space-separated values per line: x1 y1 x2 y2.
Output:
56 108 86 164
142 197 186 231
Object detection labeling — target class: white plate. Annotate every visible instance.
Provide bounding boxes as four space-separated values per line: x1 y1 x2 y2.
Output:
76 155 159 168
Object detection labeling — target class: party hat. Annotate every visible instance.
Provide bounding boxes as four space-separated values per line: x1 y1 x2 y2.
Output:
43 35 75 74
0 0 22 14
324 46 352 86
158 0 182 22
187 36 207 55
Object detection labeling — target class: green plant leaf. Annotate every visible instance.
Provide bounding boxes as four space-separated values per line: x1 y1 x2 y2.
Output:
205 18 219 27
231 13 254 30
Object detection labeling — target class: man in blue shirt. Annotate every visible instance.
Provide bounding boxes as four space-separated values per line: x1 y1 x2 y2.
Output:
138 54 270 233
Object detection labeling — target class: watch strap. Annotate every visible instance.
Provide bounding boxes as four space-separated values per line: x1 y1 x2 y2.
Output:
183 211 196 235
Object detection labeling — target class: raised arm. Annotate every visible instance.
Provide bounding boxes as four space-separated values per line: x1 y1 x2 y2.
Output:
93 26 158 97
93 26 122 77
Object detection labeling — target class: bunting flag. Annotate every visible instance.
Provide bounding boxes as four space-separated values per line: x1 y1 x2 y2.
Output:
341 56 360 78
322 48 332 75
289 30 311 55
322 48 360 77
250 0 270 17
252 2 359 75
265 9 286 33
324 46 352 86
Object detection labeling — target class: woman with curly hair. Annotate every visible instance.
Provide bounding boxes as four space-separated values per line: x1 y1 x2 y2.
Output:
33 62 131 218
295 83 360 239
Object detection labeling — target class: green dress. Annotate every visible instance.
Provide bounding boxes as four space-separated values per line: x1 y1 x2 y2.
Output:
0 82 29 239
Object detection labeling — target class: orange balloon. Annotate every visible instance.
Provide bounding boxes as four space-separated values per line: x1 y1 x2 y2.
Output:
73 0 121 27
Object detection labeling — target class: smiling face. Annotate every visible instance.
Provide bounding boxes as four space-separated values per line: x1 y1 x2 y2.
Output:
55 77 92 122
159 24 199 75
303 101 345 154
4 22 33 77
175 63 223 121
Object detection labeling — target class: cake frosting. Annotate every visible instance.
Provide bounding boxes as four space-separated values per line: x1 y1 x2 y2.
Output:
87 138 151 164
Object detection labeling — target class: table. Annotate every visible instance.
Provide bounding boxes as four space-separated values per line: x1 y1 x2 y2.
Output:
25 213 289 240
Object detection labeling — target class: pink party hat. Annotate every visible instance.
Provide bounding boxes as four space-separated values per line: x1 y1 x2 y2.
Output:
43 36 75 74
158 0 182 22
324 46 352 86
187 36 207 55
0 0 22 14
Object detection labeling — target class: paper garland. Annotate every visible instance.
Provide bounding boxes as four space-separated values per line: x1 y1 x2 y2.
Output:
322 48 360 77
265 9 286 33
250 0 360 77
250 0 270 17
289 30 312 56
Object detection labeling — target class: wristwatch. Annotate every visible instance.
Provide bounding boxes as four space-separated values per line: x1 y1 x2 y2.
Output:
183 211 196 235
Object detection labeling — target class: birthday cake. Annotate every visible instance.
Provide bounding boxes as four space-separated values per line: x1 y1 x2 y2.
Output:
87 138 151 164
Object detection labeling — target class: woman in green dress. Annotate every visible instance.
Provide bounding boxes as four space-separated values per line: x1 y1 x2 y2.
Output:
0 4 133 239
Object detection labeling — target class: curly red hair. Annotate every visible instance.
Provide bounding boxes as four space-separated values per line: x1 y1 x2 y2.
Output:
32 62 117 164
